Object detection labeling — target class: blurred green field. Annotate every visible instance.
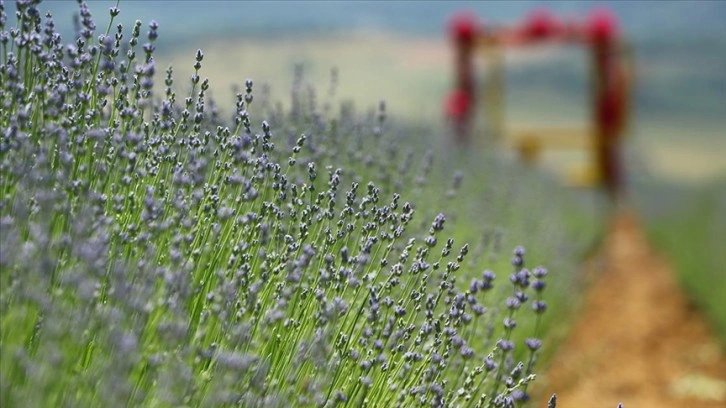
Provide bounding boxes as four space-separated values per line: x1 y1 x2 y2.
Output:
634 179 726 342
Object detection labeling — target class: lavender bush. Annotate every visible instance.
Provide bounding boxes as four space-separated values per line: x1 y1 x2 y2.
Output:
1 1 601 406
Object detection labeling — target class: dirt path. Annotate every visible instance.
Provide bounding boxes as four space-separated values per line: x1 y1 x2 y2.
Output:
539 210 726 407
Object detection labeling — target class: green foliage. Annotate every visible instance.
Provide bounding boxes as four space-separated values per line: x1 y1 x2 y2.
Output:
636 179 726 342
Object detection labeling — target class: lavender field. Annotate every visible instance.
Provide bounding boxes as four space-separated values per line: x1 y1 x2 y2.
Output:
2 1 724 407
0 1 607 406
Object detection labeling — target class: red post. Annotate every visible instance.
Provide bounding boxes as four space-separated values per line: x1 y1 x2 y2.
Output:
446 12 478 144
589 8 627 199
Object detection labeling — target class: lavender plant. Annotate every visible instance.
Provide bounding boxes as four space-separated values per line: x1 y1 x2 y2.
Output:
0 1 595 407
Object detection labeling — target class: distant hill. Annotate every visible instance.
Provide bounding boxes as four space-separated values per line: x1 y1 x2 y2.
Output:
22 1 726 46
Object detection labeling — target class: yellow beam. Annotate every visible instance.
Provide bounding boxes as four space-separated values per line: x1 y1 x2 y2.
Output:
505 127 593 150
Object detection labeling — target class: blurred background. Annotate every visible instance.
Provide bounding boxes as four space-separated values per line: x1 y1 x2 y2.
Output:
29 0 726 337
33 1 726 183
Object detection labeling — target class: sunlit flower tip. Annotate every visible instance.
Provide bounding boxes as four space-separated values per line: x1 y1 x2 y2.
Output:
431 213 446 231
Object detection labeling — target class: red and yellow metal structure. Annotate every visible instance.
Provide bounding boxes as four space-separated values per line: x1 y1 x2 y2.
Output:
445 8 633 198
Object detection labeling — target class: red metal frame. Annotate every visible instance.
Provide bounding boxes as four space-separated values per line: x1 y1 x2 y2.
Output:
445 8 630 197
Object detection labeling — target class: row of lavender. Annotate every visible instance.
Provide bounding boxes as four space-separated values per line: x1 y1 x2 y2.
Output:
0 1 600 407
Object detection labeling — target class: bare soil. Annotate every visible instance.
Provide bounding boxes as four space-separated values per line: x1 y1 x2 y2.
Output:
539 210 726 408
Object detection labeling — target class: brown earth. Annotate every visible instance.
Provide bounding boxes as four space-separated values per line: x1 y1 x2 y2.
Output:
539 210 726 408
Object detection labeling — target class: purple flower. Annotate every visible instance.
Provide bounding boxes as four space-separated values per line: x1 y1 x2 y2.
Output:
525 338 542 351
533 266 548 278
431 213 446 231
496 340 515 352
484 356 498 371
482 270 496 281
533 300 547 314
505 297 521 310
